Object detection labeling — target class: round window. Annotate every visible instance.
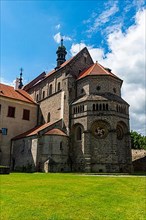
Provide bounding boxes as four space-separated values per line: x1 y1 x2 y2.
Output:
91 121 108 139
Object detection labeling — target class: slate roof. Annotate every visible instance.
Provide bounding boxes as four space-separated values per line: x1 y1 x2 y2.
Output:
0 83 36 104
77 62 121 80
72 93 128 105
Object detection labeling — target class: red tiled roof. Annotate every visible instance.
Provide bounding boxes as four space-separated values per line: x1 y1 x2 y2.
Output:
0 83 36 104
77 62 120 80
12 121 57 140
44 128 67 136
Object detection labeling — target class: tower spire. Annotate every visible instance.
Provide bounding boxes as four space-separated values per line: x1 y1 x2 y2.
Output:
18 68 23 89
56 37 67 68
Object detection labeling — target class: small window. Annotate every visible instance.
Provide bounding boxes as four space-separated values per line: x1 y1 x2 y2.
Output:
99 104 102 111
97 86 101 91
76 126 82 141
58 82 61 91
49 84 52 95
43 91 45 99
113 88 116 93
81 88 84 94
36 94 39 101
103 104 105 111
93 104 95 111
106 104 108 110
47 112 50 122
23 109 30 120
7 106 15 118
60 141 63 151
2 128 8 135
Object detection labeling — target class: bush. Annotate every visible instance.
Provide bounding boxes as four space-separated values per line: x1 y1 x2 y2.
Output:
130 130 146 150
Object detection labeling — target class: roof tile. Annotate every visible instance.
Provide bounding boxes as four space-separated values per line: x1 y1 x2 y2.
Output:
0 83 36 104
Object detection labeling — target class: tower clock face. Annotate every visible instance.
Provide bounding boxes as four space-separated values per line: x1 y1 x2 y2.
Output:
91 121 108 139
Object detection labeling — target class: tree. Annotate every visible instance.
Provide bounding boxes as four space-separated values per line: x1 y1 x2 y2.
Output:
130 130 146 150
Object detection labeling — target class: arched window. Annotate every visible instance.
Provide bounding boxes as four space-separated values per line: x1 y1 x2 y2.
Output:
96 104 98 111
43 91 45 99
49 84 52 95
58 82 61 91
76 126 82 141
47 112 50 122
93 104 95 111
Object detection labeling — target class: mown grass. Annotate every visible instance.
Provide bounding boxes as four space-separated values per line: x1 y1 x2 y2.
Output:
0 173 145 220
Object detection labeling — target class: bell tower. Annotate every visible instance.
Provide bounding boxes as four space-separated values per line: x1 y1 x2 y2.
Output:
56 38 67 68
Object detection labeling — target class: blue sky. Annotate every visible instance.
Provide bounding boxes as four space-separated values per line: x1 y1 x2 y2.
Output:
1 0 146 135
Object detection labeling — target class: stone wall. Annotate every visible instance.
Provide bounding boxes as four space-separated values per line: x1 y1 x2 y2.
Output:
132 149 146 172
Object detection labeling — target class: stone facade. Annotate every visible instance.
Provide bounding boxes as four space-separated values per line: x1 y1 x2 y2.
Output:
11 45 132 173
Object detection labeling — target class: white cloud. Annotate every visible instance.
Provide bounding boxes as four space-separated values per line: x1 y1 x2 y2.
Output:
0 77 15 86
55 24 61 30
54 32 61 43
53 32 72 44
87 2 119 33
70 9 146 135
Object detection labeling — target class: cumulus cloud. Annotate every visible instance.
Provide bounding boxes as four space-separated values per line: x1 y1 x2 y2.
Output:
53 32 72 44
70 9 146 135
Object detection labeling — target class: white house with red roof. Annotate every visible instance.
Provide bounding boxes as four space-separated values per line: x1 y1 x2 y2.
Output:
0 83 38 166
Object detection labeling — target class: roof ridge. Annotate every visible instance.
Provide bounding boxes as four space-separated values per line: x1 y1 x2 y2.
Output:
16 89 36 104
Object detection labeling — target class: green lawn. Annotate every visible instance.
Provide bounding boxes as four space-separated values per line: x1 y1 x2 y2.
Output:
0 173 145 220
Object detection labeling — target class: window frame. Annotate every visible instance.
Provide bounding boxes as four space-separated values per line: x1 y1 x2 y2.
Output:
7 106 15 118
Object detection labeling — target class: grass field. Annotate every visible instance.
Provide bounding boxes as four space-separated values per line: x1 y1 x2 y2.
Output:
0 173 145 220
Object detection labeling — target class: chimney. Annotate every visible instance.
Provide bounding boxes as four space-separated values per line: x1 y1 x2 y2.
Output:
15 78 19 90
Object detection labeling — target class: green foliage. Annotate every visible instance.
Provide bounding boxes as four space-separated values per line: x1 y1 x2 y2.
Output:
1 173 145 220
130 130 146 150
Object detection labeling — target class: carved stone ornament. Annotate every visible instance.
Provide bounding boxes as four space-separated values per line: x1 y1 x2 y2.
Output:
91 121 108 139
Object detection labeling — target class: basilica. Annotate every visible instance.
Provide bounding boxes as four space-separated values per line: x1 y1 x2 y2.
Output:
0 39 132 172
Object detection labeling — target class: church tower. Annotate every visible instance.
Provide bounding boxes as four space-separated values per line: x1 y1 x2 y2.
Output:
56 38 67 67
18 68 23 89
